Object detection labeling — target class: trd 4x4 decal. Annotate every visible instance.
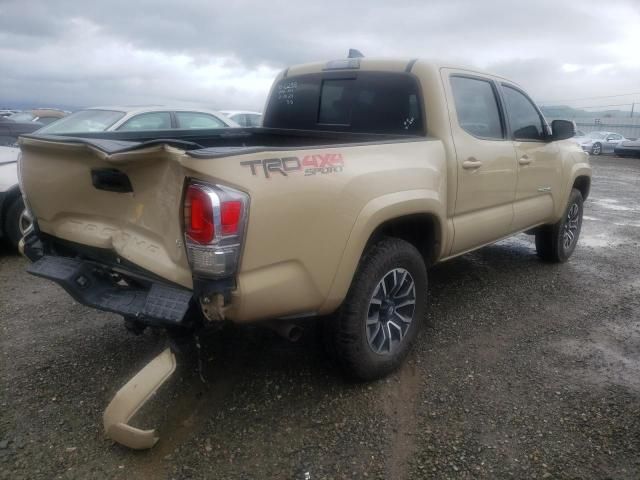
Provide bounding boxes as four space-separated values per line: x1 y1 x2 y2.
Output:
241 153 344 178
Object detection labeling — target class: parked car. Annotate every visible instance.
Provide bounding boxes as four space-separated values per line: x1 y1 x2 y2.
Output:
219 110 262 127
0 109 68 146
577 131 627 155
0 145 28 249
0 109 20 118
614 138 640 158
18 57 590 449
37 106 238 135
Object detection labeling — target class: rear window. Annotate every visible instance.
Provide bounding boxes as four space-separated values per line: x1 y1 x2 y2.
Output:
39 109 125 134
263 72 424 135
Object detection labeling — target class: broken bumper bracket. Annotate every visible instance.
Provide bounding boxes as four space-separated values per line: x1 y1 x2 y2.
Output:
103 347 177 449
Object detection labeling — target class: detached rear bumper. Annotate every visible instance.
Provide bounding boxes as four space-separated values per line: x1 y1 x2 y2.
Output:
27 255 194 328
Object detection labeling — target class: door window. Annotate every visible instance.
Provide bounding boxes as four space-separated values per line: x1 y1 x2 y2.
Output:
450 76 504 140
117 112 172 131
176 112 226 129
502 86 545 141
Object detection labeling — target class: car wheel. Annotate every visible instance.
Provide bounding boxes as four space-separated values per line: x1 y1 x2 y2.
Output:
591 142 602 155
326 237 427 380
3 196 30 250
535 188 584 263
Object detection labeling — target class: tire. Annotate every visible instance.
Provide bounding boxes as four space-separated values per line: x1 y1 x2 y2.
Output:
591 142 602 155
3 196 29 250
535 188 584 263
325 237 427 380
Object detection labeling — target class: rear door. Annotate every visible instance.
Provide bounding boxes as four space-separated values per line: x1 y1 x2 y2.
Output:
443 71 518 255
500 84 562 231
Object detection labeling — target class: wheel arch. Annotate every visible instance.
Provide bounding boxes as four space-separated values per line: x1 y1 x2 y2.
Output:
319 189 445 315
572 175 591 201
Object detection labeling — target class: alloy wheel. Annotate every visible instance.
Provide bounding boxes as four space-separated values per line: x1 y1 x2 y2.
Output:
563 202 580 250
366 268 416 355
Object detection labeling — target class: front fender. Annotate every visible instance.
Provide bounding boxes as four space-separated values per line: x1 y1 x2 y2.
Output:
555 153 592 220
319 189 446 314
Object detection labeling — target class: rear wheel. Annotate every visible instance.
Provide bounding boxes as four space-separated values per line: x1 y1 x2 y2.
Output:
535 188 583 263
3 196 30 250
326 238 427 380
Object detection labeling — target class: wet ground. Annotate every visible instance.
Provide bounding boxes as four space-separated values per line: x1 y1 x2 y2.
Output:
1 155 639 479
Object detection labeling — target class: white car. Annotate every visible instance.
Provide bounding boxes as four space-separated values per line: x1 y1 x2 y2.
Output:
576 131 628 156
0 145 29 249
37 106 239 135
219 110 262 127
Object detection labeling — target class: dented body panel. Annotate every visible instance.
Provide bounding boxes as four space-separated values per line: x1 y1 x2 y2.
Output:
18 58 591 326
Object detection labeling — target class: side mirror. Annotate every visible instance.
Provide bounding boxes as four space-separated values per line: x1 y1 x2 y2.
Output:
551 119 576 141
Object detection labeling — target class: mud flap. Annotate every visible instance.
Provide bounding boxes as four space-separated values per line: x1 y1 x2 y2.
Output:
103 347 177 449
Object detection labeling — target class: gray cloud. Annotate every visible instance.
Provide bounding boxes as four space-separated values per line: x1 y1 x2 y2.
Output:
1 0 639 110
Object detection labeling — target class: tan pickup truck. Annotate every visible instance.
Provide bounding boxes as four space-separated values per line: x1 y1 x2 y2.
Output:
18 57 591 384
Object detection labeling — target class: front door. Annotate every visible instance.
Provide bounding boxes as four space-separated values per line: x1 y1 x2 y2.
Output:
444 72 518 255
500 84 563 231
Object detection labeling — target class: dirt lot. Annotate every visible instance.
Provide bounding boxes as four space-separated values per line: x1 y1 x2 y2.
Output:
1 155 639 479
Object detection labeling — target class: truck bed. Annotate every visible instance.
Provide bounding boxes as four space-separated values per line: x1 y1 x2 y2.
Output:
22 127 424 157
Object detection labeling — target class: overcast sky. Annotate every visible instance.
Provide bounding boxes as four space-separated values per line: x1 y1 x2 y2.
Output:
1 0 639 111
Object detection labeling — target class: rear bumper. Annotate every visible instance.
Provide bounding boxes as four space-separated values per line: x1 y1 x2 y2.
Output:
27 255 194 328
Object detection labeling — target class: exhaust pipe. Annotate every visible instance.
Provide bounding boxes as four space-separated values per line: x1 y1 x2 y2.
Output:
265 321 303 342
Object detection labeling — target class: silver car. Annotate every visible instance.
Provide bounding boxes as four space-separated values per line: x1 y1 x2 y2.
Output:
578 131 627 155
37 106 239 135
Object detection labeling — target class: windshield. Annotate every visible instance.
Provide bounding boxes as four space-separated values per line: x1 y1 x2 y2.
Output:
8 112 36 122
38 109 126 134
588 132 605 139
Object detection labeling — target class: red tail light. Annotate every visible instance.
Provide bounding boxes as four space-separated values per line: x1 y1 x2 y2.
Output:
185 185 215 244
183 181 249 278
221 200 242 235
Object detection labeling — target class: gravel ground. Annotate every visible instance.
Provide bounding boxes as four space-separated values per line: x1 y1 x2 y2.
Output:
1 155 639 479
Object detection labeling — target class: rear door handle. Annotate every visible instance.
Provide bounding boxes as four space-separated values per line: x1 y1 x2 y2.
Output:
462 159 482 169
518 155 531 166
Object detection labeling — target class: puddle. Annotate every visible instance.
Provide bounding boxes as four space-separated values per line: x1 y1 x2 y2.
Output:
556 320 640 392
579 233 622 249
592 198 635 212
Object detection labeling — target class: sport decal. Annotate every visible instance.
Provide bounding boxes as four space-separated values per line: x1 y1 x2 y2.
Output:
241 153 344 179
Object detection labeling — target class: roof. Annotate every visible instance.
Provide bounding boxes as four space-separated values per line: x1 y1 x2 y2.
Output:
284 57 518 86
87 105 227 115
219 110 262 116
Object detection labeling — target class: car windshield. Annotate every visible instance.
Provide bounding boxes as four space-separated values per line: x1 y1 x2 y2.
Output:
38 109 126 134
588 132 605 139
8 112 36 122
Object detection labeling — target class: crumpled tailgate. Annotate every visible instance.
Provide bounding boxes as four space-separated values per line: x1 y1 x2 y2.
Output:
19 137 193 288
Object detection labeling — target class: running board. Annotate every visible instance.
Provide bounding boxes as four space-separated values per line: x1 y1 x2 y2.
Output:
103 347 177 449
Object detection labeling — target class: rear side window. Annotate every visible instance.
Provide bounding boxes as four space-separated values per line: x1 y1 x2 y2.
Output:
176 112 226 129
264 72 424 135
246 114 262 127
118 112 172 131
502 86 545 141
450 76 503 140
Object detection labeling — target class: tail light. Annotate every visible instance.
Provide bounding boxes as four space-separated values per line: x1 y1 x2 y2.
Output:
183 181 249 278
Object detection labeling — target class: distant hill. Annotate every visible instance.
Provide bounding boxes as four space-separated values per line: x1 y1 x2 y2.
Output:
540 105 633 119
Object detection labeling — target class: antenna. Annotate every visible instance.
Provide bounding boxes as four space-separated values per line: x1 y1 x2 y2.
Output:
348 49 364 59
